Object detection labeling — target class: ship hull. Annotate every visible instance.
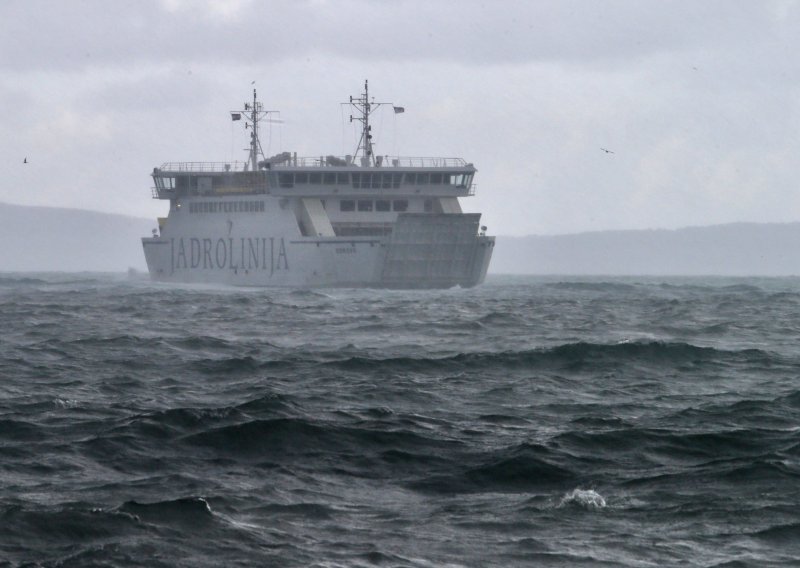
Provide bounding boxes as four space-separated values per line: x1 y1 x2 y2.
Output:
142 205 493 289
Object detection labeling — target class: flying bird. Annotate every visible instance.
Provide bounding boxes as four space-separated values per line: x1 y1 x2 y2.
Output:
600 148 615 154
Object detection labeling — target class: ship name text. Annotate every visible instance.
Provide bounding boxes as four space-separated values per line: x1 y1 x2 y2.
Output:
170 237 289 275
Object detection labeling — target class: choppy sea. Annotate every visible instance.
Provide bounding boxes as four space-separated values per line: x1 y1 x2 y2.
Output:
2 273 800 567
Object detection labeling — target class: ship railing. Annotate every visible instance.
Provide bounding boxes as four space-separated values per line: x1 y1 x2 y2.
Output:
282 156 469 168
158 157 470 171
158 161 250 173
389 157 468 168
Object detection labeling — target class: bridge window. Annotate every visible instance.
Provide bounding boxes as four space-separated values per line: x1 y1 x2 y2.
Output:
324 173 336 184
430 173 442 184
358 200 373 212
393 200 408 212
337 173 350 184
154 176 175 190
278 173 294 188
447 173 473 188
309 172 322 184
295 172 308 184
340 200 355 212
376 200 391 212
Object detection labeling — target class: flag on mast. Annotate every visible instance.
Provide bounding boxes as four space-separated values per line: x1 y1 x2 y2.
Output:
393 106 405 114
231 113 242 121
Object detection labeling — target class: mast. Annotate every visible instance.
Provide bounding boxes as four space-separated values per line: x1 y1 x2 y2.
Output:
347 80 391 166
249 89 259 171
231 89 277 171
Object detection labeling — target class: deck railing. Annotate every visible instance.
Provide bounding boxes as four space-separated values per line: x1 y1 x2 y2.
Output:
158 161 249 173
158 156 470 172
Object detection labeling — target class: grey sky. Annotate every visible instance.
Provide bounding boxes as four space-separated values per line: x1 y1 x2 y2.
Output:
3 0 799 235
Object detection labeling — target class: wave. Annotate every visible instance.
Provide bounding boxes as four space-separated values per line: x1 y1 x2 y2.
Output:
410 442 577 494
554 428 783 462
70 335 152 347
0 276 49 286
545 281 638 293
182 416 457 461
621 456 800 491
124 395 298 433
669 398 800 431
234 393 300 416
0 419 46 442
777 390 800 409
288 289 333 299
476 311 527 326
750 521 800 544
167 335 238 351
767 291 800 302
558 488 607 510
191 355 263 374
324 341 775 373
254 502 335 520
0 504 140 544
718 284 765 294
716 458 800 482
117 497 213 526
135 406 245 432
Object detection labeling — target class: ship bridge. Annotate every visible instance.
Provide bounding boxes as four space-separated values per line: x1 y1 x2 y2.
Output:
151 156 476 200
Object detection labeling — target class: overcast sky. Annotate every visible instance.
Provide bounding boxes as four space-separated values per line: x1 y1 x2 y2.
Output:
3 0 800 235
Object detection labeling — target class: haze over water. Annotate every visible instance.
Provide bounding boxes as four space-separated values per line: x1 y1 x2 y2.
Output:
2 274 800 566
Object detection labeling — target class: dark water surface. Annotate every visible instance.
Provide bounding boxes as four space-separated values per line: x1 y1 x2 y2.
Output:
1 273 800 566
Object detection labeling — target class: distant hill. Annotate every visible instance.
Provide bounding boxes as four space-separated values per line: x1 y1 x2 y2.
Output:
492 223 800 276
0 202 154 272
2 203 799 275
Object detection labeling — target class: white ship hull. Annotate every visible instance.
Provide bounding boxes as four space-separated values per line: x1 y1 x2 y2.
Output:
142 195 493 288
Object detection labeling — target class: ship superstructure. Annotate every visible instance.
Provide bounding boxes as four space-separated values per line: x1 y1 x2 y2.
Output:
142 81 494 288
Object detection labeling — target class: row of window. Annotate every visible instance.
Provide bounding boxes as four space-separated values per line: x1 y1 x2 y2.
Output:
277 172 351 187
157 175 257 191
187 201 265 214
157 172 474 193
276 172 472 189
340 199 409 212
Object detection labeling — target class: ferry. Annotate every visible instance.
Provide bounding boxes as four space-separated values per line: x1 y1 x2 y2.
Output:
141 81 494 288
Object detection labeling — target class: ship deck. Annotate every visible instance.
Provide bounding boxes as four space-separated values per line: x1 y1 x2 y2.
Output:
158 156 470 173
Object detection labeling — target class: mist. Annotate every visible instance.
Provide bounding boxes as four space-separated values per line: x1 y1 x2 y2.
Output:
0 203 152 272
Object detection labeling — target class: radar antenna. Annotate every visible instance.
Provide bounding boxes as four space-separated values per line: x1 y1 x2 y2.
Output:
231 89 279 171
346 80 392 166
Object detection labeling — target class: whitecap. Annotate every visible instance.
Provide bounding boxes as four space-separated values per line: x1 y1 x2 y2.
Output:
558 488 607 510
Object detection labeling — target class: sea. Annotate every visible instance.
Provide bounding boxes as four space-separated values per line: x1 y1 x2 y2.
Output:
1 273 800 567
